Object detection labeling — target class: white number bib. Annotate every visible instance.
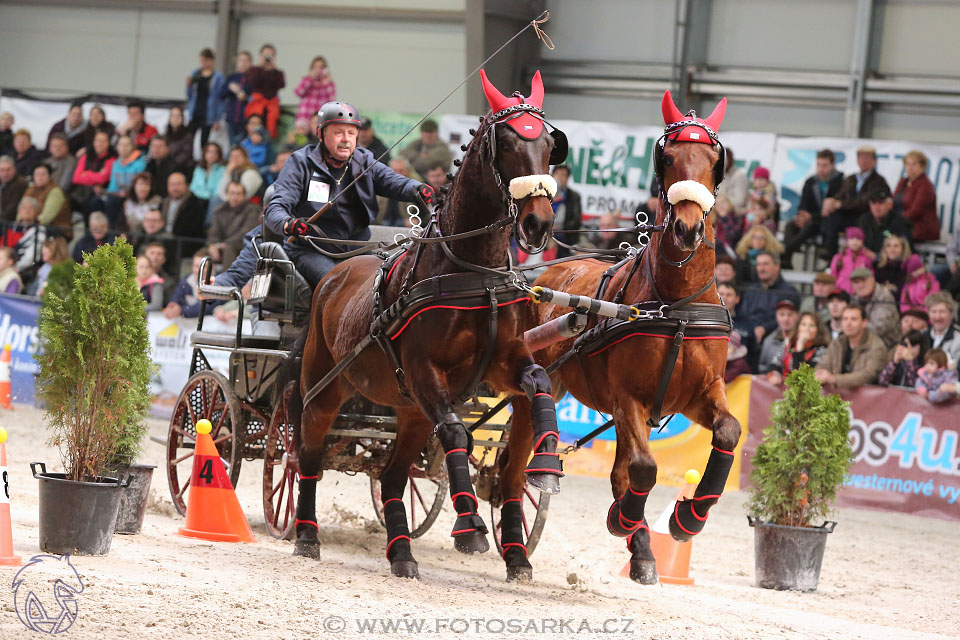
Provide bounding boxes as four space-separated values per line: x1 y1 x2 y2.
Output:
307 180 330 204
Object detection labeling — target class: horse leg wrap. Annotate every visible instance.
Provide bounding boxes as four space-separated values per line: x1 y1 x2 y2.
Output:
669 446 735 541
437 414 487 537
606 487 650 538
499 498 526 558
295 476 319 538
382 496 411 560
520 364 563 478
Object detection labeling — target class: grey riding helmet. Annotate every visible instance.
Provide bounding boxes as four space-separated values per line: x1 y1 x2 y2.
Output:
317 101 362 131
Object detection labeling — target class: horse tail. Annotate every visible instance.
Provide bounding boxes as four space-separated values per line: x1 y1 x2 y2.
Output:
277 326 308 449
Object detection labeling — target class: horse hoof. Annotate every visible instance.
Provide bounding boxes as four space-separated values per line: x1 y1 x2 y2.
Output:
391 560 420 580
293 540 321 559
526 473 560 495
453 531 490 554
629 559 658 585
506 566 533 582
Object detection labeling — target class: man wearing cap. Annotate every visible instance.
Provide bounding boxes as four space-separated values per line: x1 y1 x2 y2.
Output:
857 186 911 253
265 101 433 287
800 271 837 325
757 299 799 375
815 305 889 389
850 267 901 348
783 149 844 267
400 119 453 177
358 117 390 165
826 288 850 339
739 250 800 345
820 145 890 257
901 308 929 336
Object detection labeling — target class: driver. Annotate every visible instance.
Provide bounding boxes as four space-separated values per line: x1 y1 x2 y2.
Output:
264 101 435 287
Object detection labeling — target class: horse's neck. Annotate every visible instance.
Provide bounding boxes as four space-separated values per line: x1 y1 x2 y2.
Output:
434 146 510 269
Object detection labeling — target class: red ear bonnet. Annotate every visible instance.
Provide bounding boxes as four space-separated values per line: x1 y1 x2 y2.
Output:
480 69 545 139
661 90 727 144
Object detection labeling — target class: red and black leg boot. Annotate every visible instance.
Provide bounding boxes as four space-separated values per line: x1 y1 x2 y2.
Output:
437 413 489 554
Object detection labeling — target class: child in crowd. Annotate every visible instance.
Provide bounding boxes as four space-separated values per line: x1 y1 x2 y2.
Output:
724 331 751 383
0 247 22 294
829 227 873 294
915 348 958 404
241 115 272 169
899 253 940 313
163 249 213 319
294 56 337 124
744 196 776 233
136 254 166 311
748 167 777 210
286 119 311 149
713 194 744 256
879 329 928 388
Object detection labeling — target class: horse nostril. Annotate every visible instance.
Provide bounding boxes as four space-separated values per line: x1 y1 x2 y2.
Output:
696 220 705 237
674 219 686 238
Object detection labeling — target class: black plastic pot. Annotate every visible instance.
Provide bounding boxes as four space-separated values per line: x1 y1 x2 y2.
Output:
31 462 128 556
748 515 836 592
114 463 155 535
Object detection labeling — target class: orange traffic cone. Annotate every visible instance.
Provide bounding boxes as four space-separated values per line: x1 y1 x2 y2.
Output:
0 427 22 565
178 419 255 543
620 469 700 585
0 344 11 410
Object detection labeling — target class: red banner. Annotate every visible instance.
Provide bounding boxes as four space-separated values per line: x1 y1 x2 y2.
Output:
742 378 960 522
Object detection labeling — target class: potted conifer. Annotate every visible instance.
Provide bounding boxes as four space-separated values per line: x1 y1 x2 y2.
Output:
33 238 152 554
746 365 854 592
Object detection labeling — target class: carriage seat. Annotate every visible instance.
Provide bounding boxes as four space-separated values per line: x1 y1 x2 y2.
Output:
255 241 312 323
190 331 279 349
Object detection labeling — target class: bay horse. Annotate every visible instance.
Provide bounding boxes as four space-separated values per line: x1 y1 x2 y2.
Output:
283 70 567 580
505 91 739 584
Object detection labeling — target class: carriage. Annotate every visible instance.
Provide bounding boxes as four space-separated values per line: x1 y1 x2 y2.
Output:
162 226 550 554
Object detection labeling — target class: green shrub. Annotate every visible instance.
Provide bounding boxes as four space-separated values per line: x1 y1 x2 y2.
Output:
747 365 854 527
37 239 153 481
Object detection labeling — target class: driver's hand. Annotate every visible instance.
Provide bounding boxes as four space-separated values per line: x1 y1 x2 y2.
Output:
285 218 311 237
417 183 436 206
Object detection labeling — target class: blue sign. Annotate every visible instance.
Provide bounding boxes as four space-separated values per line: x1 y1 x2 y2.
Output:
0 294 40 405
555 393 693 444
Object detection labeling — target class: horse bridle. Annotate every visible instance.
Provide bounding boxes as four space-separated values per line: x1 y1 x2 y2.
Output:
483 98 566 255
653 116 724 268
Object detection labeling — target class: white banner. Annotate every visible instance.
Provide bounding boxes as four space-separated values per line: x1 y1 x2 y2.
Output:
772 136 960 239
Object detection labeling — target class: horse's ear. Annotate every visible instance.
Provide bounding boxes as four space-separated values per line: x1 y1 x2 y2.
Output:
528 70 544 108
661 91 684 126
481 69 509 112
702 97 728 133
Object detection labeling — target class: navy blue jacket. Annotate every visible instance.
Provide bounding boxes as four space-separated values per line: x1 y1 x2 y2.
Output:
739 274 801 336
264 145 419 243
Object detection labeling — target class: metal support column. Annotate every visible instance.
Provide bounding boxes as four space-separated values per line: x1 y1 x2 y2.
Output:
844 0 877 137
215 0 240 75
678 0 712 109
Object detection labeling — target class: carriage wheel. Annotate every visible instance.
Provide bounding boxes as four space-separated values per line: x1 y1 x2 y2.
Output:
263 398 298 540
166 370 243 516
491 484 551 557
370 468 448 539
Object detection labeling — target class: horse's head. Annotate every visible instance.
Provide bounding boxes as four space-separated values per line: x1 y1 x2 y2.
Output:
479 69 564 253
655 91 727 254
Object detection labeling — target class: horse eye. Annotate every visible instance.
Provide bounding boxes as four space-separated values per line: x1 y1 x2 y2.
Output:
663 155 674 167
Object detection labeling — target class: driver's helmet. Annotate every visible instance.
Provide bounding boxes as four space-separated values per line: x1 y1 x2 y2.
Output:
317 101 362 133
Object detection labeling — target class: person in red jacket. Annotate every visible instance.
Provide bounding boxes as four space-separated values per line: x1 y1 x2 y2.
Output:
244 44 285 139
115 101 158 151
894 150 939 242
73 130 117 219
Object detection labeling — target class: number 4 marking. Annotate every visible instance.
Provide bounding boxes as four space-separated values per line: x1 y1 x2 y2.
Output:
199 460 214 484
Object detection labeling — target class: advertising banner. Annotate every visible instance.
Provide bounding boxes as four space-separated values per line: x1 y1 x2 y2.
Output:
772 136 960 236
440 115 776 222
0 294 41 405
743 378 960 522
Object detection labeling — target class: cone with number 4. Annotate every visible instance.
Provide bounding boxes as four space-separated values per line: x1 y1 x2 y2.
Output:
0 427 21 565
178 420 255 543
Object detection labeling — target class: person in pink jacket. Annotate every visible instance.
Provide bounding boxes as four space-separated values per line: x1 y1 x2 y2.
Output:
294 56 337 124
829 227 873 294
900 253 940 312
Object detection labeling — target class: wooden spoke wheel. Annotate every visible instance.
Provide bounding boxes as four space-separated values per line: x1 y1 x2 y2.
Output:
166 370 242 516
370 467 448 539
262 395 298 540
491 483 551 557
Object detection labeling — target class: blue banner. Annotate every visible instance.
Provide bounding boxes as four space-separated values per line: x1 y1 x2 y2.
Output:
555 393 694 443
0 294 41 405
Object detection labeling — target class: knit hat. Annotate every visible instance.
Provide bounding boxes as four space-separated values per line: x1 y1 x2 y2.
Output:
753 167 770 180
845 227 865 241
728 331 748 360
904 254 924 273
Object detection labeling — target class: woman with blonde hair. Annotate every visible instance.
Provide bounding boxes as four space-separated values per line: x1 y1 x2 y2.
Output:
735 223 784 266
894 150 939 242
874 233 911 299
